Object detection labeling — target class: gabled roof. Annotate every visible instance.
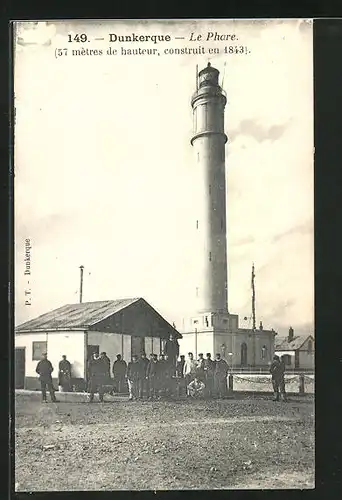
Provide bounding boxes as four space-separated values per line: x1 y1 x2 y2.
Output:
16 298 141 332
15 297 182 339
275 334 314 351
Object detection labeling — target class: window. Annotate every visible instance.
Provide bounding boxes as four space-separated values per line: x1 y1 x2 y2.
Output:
283 354 292 366
32 341 47 361
196 220 199 229
209 252 212 261
193 319 199 324
209 184 212 194
261 345 267 359
307 340 313 353
205 316 209 327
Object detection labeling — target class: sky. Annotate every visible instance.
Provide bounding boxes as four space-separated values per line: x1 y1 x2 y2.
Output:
14 19 314 336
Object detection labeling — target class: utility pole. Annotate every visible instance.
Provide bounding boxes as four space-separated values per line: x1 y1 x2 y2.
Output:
79 265 84 303
251 263 256 367
252 263 256 330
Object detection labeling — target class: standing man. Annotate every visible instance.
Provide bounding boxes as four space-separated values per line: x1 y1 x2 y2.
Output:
58 355 72 392
88 352 106 403
36 353 58 403
176 355 185 378
214 353 229 399
270 355 281 401
157 354 167 398
204 353 215 398
100 352 111 380
183 352 197 395
126 355 141 400
279 355 288 402
164 334 179 375
112 354 127 394
138 352 149 399
100 351 112 395
196 353 205 382
146 353 159 399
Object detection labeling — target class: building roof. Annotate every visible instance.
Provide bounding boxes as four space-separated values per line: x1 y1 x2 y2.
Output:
15 298 181 338
275 334 313 351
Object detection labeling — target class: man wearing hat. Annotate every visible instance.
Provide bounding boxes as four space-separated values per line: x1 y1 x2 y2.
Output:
36 352 58 403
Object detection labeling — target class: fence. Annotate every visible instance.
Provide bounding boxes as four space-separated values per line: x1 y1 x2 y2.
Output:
228 373 314 395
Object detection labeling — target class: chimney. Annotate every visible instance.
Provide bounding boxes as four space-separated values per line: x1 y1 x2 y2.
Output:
288 326 294 342
259 321 263 331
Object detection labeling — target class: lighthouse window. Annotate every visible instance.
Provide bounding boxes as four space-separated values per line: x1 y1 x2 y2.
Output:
209 252 212 261
196 220 199 229
209 184 212 194
205 316 209 327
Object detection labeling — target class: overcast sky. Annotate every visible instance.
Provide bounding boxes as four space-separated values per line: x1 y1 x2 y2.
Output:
14 19 314 336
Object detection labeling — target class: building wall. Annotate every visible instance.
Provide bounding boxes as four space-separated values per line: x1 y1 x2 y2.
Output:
88 331 129 365
15 332 48 377
15 330 85 389
298 350 315 369
47 331 85 378
179 333 196 357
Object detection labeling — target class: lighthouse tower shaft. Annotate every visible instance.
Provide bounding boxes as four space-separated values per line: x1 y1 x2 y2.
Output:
191 63 228 314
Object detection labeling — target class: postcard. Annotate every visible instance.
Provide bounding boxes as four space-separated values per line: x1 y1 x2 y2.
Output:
13 19 314 491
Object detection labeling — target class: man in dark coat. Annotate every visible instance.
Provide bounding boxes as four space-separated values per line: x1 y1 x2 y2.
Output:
204 353 215 398
137 352 149 398
164 334 179 374
157 354 167 398
112 354 127 393
146 354 159 399
270 355 281 401
196 353 205 382
36 353 57 403
279 355 288 402
214 353 229 398
127 355 141 400
88 353 106 402
58 355 72 392
176 355 185 378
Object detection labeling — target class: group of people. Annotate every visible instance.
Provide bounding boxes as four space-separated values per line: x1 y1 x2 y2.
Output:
34 338 288 404
86 350 231 401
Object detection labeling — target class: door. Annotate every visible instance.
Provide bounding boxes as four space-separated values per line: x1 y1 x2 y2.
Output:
131 336 144 357
15 348 25 389
240 343 248 367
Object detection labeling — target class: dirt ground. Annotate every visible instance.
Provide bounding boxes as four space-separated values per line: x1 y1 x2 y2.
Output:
14 391 315 491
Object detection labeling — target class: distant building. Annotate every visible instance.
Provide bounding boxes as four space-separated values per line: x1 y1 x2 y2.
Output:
274 327 314 370
15 297 181 390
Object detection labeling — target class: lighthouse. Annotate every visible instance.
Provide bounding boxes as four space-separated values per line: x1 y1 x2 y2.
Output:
181 62 239 358
191 62 229 315
179 63 277 365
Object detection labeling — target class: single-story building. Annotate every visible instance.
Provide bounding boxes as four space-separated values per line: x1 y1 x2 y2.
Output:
274 327 314 370
15 297 182 390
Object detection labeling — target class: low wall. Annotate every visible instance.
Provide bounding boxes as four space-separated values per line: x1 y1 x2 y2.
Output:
231 373 314 394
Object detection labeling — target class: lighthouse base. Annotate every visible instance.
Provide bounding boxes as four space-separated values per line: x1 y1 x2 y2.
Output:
179 311 276 369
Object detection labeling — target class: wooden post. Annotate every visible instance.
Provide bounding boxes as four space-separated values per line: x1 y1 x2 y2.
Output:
299 373 305 395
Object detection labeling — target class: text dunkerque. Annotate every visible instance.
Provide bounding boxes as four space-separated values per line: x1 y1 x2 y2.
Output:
108 32 237 44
